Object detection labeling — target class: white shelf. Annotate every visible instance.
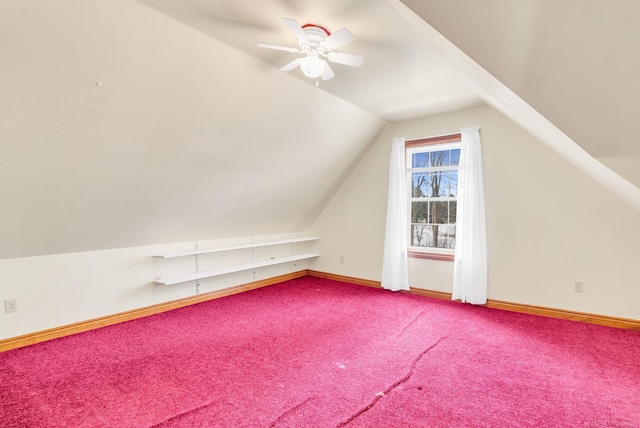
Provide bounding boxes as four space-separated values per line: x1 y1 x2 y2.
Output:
154 253 319 286
153 237 319 259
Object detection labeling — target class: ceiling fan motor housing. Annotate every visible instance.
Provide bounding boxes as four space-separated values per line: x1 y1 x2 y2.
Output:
300 24 331 55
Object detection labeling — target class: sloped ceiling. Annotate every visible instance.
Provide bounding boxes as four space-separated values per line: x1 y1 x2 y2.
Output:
9 0 634 260
0 0 381 258
0 0 486 259
401 0 640 158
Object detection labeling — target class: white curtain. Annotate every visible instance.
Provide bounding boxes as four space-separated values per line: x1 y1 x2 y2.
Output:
381 138 410 291
452 127 487 304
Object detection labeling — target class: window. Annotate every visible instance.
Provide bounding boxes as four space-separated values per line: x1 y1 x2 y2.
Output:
406 134 461 261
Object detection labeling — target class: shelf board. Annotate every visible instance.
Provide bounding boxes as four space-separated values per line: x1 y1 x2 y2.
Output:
153 237 319 259
154 253 320 286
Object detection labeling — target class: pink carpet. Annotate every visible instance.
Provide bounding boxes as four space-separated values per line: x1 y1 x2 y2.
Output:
1 276 639 427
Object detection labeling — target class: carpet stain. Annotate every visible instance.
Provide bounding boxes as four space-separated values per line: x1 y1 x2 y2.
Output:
335 336 447 427
396 310 426 337
269 396 314 427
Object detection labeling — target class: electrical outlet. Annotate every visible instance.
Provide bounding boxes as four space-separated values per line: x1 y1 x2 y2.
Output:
340 255 344 263
4 299 17 313
574 281 584 293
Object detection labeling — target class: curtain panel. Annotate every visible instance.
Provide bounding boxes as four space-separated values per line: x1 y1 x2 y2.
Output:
382 137 410 291
452 127 487 304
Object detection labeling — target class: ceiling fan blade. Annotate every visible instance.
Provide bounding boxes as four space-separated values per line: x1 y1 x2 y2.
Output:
257 43 300 53
282 18 308 40
280 58 302 72
327 52 364 67
321 61 335 81
322 28 354 50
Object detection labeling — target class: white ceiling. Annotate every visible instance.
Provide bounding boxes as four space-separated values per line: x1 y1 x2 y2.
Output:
136 0 640 159
136 0 485 121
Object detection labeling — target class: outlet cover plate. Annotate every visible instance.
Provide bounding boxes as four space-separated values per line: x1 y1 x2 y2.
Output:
4 299 17 313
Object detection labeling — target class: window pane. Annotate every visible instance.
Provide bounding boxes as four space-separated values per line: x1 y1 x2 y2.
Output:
411 172 431 197
430 173 439 198
410 224 456 248
424 172 437 198
429 201 449 224
441 172 458 197
450 201 457 224
435 224 456 249
450 148 461 166
442 150 451 167
427 171 441 197
410 223 430 247
430 150 447 167
412 152 429 168
411 201 429 223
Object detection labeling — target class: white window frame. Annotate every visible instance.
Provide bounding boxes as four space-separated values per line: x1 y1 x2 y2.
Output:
406 134 461 261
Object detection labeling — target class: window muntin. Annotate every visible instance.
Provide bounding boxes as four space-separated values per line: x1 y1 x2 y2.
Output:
407 140 461 254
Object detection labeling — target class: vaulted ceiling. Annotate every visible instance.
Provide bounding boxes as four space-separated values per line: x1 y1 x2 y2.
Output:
1 0 637 259
138 0 640 160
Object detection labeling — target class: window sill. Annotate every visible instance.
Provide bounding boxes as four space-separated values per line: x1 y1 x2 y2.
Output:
408 250 454 262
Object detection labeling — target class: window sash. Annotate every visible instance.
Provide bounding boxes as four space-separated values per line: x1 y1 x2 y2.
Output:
405 135 461 256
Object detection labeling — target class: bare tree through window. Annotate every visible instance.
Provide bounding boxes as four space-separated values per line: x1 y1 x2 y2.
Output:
407 137 460 252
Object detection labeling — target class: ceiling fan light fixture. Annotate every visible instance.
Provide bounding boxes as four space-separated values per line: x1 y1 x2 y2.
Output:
299 54 325 78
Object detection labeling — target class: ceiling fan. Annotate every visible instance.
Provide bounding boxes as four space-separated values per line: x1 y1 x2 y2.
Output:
258 18 364 82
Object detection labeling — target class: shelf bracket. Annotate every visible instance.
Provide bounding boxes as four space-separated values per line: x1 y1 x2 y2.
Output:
252 237 256 281
195 243 201 294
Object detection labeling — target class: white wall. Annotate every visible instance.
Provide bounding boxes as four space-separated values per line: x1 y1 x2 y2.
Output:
0 233 318 340
309 105 640 320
